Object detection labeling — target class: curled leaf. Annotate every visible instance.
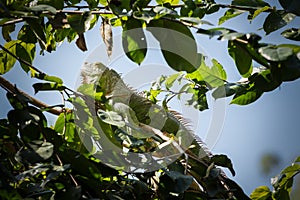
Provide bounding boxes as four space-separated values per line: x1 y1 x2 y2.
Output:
76 33 87 52
100 18 113 57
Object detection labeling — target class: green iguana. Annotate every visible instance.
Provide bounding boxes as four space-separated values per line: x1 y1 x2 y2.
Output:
75 62 250 199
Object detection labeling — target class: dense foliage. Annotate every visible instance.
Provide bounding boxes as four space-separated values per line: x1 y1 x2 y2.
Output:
0 0 300 199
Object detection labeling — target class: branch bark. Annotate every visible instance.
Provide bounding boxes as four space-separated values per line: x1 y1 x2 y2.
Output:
0 75 63 115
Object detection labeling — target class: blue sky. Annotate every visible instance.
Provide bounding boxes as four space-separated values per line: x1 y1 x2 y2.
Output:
1 0 300 195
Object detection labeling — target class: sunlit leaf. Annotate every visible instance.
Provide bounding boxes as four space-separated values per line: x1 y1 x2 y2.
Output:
156 0 180 5
248 6 270 21
250 186 272 200
165 73 180 89
230 86 262 105
218 9 244 25
259 45 293 62
281 28 300 41
0 40 18 74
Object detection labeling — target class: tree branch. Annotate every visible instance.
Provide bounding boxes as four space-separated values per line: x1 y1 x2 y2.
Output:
0 75 63 115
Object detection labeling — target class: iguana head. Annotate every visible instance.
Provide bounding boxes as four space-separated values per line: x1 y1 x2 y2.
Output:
80 62 128 98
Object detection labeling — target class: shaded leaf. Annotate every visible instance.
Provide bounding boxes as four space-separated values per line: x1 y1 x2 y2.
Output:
263 11 296 35
212 83 243 99
16 42 35 73
122 18 147 65
67 12 93 34
26 18 47 50
160 171 193 193
75 33 88 51
279 0 300 15
2 24 15 42
211 154 235 176
33 83 65 94
148 19 200 73
281 28 300 41
232 0 269 7
228 40 253 78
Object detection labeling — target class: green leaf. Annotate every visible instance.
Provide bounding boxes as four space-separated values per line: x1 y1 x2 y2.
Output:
211 154 235 176
230 86 262 105
38 0 64 9
232 0 270 7
197 27 233 38
156 0 180 5
249 69 281 92
212 83 243 99
26 4 56 14
228 40 253 78
263 11 296 35
248 6 271 21
147 19 200 73
15 140 54 164
97 110 125 127
16 42 35 73
218 9 244 25
189 58 227 88
26 18 47 50
259 45 293 62
67 12 93 34
281 28 300 41
0 40 22 74
250 186 272 200
165 73 180 89
279 0 300 15
133 10 156 23
33 83 65 94
18 24 37 43
153 6 178 17
122 18 147 65
2 24 15 42
160 171 193 193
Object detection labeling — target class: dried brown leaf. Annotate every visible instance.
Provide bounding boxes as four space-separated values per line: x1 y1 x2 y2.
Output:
76 33 87 52
100 18 113 57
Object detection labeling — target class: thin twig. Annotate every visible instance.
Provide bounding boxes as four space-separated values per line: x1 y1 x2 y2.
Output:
1 18 24 26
